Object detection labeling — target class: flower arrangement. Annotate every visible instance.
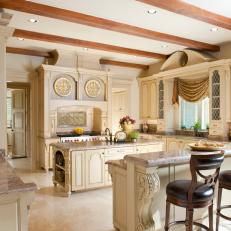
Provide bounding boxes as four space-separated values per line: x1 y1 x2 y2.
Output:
119 115 136 125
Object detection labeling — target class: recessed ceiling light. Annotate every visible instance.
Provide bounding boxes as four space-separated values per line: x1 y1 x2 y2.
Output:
133 55 137 58
83 47 89 51
210 27 218 32
161 44 168 48
17 37 24 41
147 9 157 14
28 18 38 23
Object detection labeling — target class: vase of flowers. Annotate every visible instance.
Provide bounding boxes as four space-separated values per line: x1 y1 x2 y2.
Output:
119 115 136 134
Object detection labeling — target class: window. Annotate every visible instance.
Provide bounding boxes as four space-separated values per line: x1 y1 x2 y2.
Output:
180 97 209 130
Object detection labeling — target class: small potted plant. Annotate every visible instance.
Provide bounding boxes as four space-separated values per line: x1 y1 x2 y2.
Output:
119 115 136 134
129 131 139 143
193 121 201 136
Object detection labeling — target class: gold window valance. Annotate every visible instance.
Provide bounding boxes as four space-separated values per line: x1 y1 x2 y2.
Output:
172 77 209 104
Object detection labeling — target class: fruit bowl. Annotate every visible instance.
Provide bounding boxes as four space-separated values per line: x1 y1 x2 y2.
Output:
188 140 224 151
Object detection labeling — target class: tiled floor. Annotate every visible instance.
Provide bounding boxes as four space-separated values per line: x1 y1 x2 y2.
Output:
9 158 114 231
9 158 231 231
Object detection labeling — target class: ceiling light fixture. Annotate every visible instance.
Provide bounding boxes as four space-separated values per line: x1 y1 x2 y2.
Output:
83 47 89 51
210 27 218 32
161 44 168 48
17 37 24 41
28 18 38 23
147 9 157 14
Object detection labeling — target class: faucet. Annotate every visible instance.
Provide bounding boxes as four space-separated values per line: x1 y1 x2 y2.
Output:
104 128 113 142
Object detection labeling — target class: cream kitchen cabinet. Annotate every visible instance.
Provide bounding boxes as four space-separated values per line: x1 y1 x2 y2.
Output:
85 149 105 189
38 137 59 171
166 137 196 152
166 138 181 152
139 79 157 120
52 142 165 195
71 151 85 191
104 146 135 185
135 143 163 154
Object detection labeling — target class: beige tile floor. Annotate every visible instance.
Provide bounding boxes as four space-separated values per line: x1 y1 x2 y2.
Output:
9 158 231 231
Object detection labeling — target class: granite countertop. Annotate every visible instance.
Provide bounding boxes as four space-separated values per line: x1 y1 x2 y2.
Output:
140 132 231 142
0 153 37 195
50 139 164 151
124 148 231 168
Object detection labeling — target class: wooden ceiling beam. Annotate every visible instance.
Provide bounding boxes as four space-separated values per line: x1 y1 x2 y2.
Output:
0 0 219 51
6 47 51 57
100 59 149 69
12 29 166 59
138 0 231 31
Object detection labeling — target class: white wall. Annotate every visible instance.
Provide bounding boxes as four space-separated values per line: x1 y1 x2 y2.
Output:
213 42 231 59
6 53 44 82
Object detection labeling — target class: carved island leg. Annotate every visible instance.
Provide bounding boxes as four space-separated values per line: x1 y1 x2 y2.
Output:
64 150 71 197
135 166 160 231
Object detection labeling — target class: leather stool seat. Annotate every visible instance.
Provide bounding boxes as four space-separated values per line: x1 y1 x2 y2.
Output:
164 151 224 231
219 170 231 187
167 180 214 204
216 170 231 230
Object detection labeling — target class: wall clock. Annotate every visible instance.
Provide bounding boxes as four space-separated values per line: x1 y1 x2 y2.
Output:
85 79 101 98
54 77 72 97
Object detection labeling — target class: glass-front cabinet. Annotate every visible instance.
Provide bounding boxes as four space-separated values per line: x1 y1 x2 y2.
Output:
211 70 221 121
209 67 228 137
157 79 165 132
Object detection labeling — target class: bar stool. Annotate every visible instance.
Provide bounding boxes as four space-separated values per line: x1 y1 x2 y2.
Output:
165 151 224 231
216 170 231 230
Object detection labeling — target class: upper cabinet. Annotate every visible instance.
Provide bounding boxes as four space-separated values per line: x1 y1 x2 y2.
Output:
139 79 157 120
209 66 229 137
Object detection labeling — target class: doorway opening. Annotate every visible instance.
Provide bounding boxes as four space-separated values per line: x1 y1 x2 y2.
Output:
112 88 129 134
7 83 30 158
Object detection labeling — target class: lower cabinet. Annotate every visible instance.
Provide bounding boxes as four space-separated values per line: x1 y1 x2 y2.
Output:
104 146 135 185
136 143 163 154
166 137 196 152
71 151 85 191
70 143 165 192
85 149 105 189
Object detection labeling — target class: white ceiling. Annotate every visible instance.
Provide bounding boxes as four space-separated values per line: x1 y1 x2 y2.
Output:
3 0 231 65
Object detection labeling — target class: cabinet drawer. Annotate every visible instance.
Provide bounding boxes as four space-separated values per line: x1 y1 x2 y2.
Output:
210 122 222 130
136 144 163 154
210 129 222 136
107 147 135 156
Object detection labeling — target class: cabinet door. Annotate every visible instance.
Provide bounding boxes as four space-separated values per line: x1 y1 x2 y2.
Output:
86 149 105 189
149 80 157 119
167 138 181 152
140 82 149 119
181 140 196 151
71 151 85 191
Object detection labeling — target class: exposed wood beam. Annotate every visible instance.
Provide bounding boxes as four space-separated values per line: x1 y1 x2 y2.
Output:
0 0 219 52
138 0 231 31
12 29 165 59
6 47 51 57
100 59 149 70
6 47 149 70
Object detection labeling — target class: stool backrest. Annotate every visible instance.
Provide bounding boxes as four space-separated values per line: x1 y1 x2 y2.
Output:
188 151 224 203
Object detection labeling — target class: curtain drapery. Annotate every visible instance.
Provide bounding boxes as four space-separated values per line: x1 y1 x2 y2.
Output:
172 77 209 104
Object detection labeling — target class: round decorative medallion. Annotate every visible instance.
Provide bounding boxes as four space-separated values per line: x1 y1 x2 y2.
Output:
85 79 101 98
54 77 72 97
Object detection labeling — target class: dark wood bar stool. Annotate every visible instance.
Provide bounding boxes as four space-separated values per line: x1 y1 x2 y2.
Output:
165 151 224 231
216 170 231 230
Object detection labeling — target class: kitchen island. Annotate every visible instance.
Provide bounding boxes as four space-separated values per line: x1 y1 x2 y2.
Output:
107 148 231 231
50 139 164 196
